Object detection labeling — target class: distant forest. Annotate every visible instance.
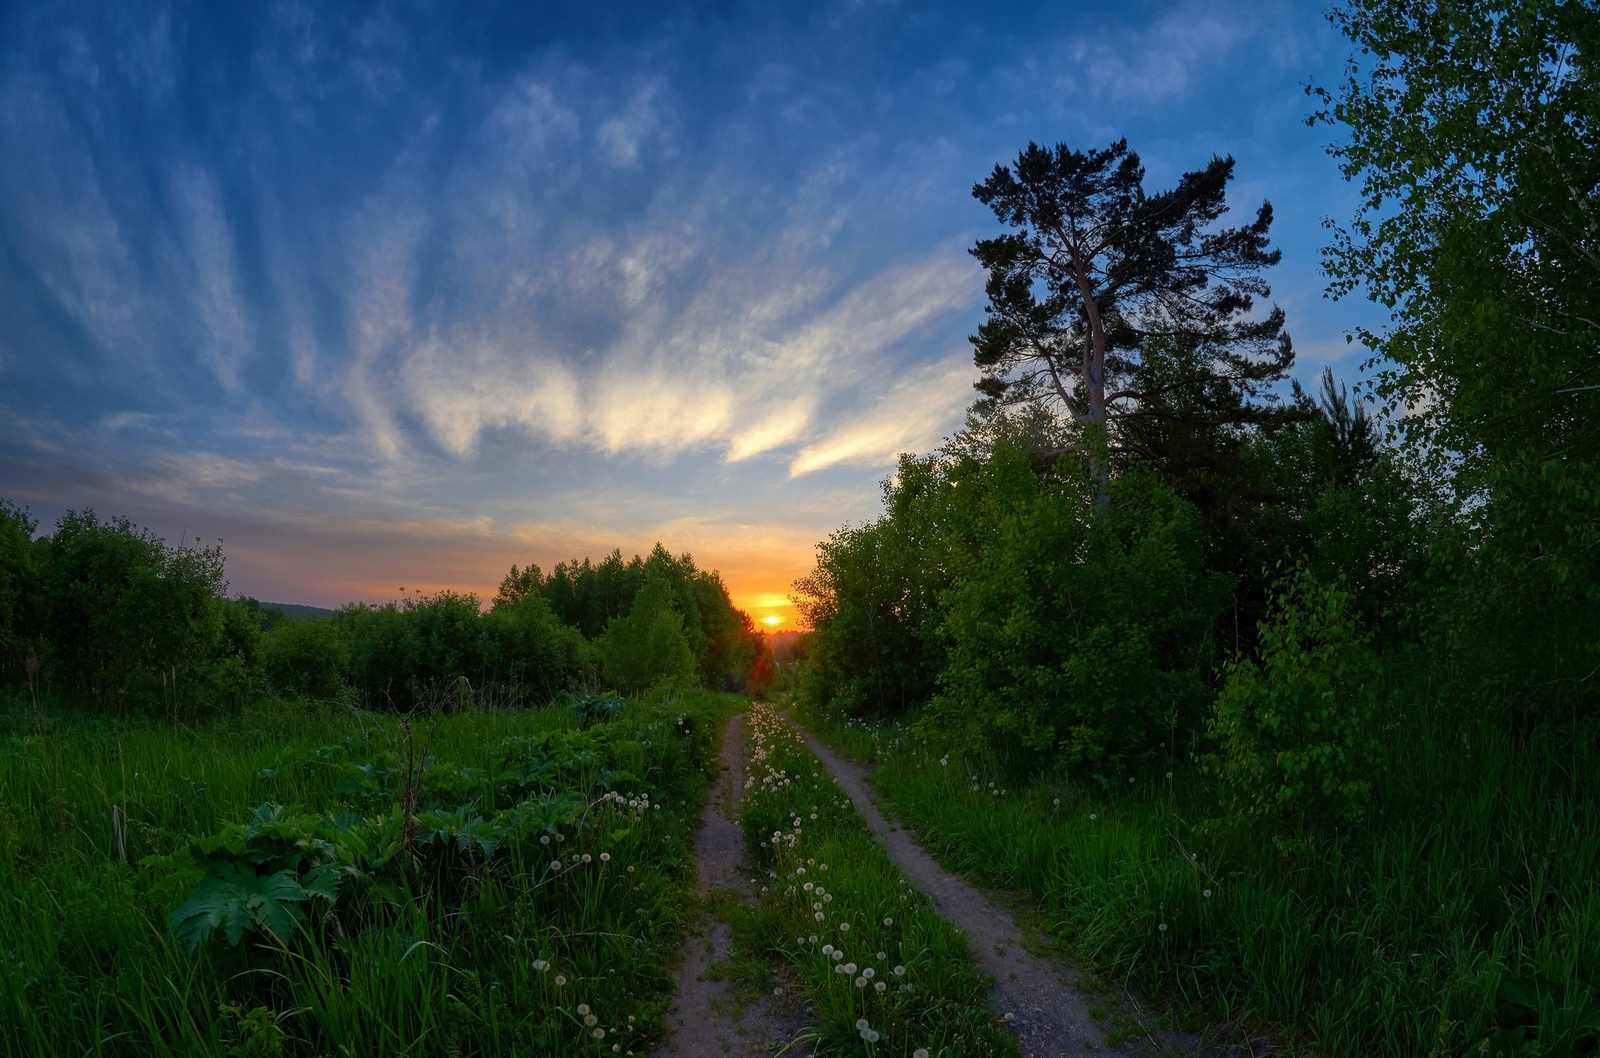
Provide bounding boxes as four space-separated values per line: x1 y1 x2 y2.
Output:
0 509 771 713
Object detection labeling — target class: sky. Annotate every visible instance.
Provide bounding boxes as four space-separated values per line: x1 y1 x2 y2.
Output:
0 0 1384 626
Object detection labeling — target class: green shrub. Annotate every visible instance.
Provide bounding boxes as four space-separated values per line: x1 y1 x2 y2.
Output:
342 604 422 705
934 455 1224 771
479 592 590 698
261 618 348 698
0 499 44 673
43 510 230 711
597 576 696 694
1205 566 1382 835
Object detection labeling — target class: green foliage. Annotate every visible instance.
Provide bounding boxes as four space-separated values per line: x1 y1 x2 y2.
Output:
597 576 696 694
1474 952 1600 1058
0 690 743 1055
479 591 591 698
1318 0 1600 713
0 499 44 673
532 545 762 691
1247 369 1431 636
935 454 1223 769
342 602 423 704
816 688 1600 1058
43 510 230 712
168 860 336 950
261 617 348 698
1206 566 1382 835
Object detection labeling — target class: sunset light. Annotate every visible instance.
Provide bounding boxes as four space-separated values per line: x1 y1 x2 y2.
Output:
763 615 781 626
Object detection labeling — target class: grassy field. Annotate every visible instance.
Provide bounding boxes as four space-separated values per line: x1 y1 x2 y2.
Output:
735 703 1016 1057
793 698 1600 1057
0 686 743 1057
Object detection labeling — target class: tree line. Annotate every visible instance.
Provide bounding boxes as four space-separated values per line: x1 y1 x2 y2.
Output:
0 508 770 714
796 0 1599 838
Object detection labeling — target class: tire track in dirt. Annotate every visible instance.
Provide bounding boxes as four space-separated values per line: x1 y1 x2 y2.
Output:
655 714 814 1057
791 720 1211 1058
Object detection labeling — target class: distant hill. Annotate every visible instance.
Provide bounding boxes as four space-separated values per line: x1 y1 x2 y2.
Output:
263 601 337 620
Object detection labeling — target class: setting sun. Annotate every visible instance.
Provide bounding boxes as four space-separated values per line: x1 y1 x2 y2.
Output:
762 615 781 626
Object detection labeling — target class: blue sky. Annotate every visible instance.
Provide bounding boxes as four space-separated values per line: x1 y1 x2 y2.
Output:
0 0 1382 621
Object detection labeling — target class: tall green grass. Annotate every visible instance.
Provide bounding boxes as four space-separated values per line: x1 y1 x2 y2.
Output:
0 687 741 1056
796 695 1600 1056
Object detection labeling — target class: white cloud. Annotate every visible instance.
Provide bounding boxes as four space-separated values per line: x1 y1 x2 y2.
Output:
789 353 975 476
170 164 253 392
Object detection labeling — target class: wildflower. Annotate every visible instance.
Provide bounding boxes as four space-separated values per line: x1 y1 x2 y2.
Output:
808 935 818 944
1053 798 1060 806
875 980 887 992
1203 889 1212 898
585 1015 599 1027
839 921 848 930
844 963 856 973
915 1050 931 1058
855 977 867 988
877 951 887 960
582 853 592 863
592 1028 605 1039
815 911 824 921
627 865 635 873
555 975 567 985
1089 813 1097 821
1166 771 1174 779
1004 1012 1015 1022
822 944 834 955
893 965 906 976
600 852 610 862
1158 923 1168 932
540 835 550 845
856 1019 869 1031
551 861 561 870
533 959 549 971
883 917 892 926
831 950 843 961
578 1004 591 1016
862 967 875 979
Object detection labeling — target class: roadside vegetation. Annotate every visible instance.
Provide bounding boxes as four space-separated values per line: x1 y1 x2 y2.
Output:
0 685 742 1056
0 498 772 1054
790 5 1600 1057
737 703 1017 1057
